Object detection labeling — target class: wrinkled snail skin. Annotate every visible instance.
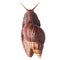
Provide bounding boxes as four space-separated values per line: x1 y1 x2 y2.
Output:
21 3 45 57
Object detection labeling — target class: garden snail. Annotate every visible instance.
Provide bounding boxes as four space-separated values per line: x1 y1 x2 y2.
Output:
21 2 45 57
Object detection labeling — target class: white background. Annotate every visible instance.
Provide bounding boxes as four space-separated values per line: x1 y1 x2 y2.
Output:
0 0 60 60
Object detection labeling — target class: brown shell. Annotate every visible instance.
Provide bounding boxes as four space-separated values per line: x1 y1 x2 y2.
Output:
24 23 45 43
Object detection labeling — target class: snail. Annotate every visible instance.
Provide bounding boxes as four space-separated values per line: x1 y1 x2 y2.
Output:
21 2 45 57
